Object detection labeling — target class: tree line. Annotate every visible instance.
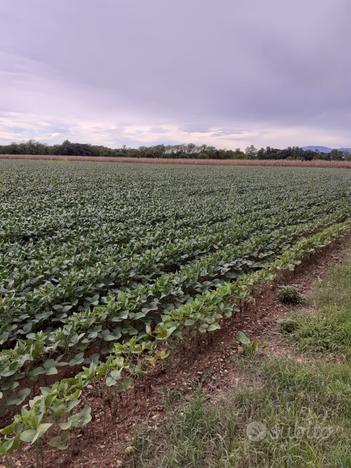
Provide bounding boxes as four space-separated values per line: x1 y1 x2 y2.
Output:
0 140 350 160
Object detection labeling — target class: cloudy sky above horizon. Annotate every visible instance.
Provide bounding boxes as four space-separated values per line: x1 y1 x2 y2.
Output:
0 0 350 149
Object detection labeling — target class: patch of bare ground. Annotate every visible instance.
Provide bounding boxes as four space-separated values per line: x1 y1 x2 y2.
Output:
7 234 351 468
1 154 351 169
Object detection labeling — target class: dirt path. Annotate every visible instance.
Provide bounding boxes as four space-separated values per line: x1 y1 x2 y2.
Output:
1 154 351 168
8 234 351 467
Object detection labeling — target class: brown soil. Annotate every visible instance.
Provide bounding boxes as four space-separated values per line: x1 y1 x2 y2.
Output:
5 234 351 468
1 155 351 169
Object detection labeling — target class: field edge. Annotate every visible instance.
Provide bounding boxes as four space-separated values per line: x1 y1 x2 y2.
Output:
1 154 351 168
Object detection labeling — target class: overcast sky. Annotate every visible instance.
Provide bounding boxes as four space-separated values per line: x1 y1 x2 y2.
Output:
0 0 350 149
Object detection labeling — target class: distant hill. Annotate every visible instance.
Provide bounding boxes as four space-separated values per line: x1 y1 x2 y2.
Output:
303 146 351 154
302 146 332 153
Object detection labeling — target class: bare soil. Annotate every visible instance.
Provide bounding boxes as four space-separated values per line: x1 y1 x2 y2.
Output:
1 155 351 169
5 234 351 468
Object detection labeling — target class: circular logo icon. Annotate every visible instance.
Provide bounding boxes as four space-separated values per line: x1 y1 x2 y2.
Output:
246 421 267 442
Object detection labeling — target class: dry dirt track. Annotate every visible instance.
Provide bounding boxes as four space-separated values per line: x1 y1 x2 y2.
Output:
1 154 351 168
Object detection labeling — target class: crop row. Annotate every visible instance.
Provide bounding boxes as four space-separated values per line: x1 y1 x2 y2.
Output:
1 219 350 456
1 204 349 348
0 161 350 457
0 212 345 412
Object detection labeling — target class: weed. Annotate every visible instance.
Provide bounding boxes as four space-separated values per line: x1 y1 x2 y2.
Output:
278 285 304 304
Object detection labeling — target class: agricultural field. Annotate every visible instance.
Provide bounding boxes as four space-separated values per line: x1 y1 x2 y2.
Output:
0 159 351 457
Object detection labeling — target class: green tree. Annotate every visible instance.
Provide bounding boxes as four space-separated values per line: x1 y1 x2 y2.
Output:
245 145 258 158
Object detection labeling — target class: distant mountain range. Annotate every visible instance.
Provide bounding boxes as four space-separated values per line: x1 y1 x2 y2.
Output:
303 146 351 153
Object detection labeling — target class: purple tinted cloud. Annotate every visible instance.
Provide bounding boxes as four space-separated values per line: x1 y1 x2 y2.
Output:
0 0 350 148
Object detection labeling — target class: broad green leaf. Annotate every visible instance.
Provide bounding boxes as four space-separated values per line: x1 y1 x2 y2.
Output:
67 406 92 428
20 429 37 443
68 353 85 366
31 423 53 444
49 432 70 450
208 323 221 332
237 330 251 346
6 388 31 407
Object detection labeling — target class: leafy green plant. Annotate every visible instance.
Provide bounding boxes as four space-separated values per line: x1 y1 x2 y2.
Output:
278 285 304 304
236 331 258 356
0 159 350 457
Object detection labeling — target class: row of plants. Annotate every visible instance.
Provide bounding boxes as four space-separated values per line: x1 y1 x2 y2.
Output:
2 202 343 347
1 197 303 294
1 163 347 257
0 161 350 460
2 168 348 300
0 217 328 408
1 211 349 421
1 218 350 457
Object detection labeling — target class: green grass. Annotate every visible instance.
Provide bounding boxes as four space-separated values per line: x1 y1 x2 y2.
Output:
317 262 351 310
126 359 351 468
125 255 351 468
280 261 351 357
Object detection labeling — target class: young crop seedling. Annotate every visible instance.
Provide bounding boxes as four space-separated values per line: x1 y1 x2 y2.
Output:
236 331 258 356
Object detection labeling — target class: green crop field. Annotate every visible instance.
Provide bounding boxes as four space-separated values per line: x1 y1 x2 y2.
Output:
0 160 351 454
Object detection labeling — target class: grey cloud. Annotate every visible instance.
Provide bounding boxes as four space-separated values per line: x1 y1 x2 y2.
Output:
0 0 350 148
